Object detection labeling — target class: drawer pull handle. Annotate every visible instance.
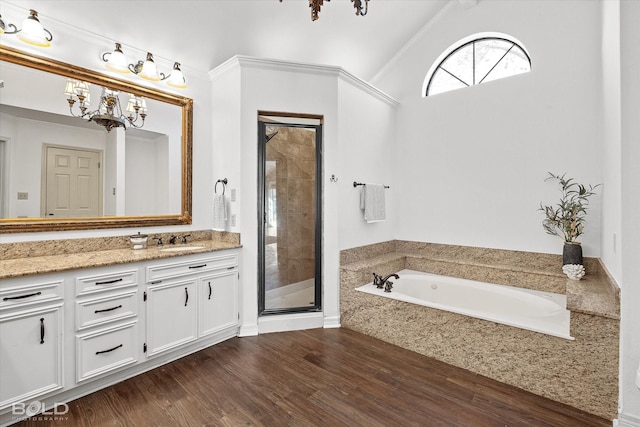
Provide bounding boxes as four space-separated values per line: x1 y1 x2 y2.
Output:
227 266 235 270
95 278 123 286
188 264 207 269
94 305 122 314
185 287 189 306
208 282 212 300
96 344 123 355
3 291 42 301
40 318 45 344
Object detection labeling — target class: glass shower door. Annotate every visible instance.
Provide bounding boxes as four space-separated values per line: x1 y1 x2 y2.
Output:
258 118 322 315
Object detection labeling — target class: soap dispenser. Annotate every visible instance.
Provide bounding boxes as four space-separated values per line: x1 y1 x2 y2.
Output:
129 232 148 250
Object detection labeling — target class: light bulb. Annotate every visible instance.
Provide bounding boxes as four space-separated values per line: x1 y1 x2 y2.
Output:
105 43 130 74
165 62 187 89
17 10 51 47
139 52 160 81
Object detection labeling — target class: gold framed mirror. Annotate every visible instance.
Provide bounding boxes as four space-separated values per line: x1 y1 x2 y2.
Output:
0 45 193 233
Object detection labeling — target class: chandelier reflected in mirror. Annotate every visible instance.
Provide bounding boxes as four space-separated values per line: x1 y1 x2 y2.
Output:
280 0 369 21
64 80 147 132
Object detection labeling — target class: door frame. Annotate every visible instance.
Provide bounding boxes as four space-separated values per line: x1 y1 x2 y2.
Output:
257 113 323 316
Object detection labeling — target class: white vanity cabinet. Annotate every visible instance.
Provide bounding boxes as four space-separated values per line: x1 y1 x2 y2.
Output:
199 270 239 337
0 278 64 412
74 268 140 383
0 247 240 426
145 278 198 357
144 251 239 358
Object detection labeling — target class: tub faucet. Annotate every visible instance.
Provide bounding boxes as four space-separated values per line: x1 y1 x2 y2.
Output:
372 273 384 289
380 274 399 293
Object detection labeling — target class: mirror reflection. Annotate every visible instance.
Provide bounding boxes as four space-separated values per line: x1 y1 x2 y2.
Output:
0 61 183 219
0 46 192 233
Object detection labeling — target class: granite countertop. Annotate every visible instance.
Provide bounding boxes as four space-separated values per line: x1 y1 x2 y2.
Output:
0 240 242 280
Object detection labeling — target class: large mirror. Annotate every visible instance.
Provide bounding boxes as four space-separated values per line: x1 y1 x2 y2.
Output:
0 45 193 233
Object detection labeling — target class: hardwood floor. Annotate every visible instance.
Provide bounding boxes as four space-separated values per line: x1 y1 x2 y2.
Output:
17 328 609 427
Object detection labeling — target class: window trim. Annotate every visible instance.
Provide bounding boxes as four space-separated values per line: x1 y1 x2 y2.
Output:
422 32 531 97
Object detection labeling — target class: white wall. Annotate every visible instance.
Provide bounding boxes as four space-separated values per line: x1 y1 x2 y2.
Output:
374 0 603 256
600 0 623 283
336 76 397 250
619 0 640 424
210 57 397 334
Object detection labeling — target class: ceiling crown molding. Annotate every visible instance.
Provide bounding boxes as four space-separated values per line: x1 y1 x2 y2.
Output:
209 55 399 107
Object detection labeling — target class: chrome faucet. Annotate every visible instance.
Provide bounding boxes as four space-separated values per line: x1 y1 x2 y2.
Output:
372 273 399 293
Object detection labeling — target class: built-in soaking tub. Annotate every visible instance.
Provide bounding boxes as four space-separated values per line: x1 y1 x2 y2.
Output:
356 269 573 340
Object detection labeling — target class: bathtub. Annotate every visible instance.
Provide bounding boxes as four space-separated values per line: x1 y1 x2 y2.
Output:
355 269 573 340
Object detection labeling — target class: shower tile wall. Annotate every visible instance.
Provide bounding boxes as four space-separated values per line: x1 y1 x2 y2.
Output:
265 126 316 291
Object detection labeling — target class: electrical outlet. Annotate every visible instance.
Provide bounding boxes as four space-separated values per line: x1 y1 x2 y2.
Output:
17 192 28 200
230 188 236 202
230 214 236 227
112 188 116 195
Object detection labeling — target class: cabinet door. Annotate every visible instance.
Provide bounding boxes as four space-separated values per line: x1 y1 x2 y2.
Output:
0 304 64 410
199 270 239 337
145 279 197 357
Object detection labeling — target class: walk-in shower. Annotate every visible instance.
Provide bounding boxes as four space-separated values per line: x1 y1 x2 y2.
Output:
258 113 322 315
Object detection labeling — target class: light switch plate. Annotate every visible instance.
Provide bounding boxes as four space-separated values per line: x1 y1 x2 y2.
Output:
230 188 236 202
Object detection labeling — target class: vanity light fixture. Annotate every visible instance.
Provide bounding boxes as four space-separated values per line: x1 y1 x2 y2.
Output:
0 9 53 47
100 45 188 89
101 43 130 74
132 52 162 81
64 79 147 132
163 63 187 89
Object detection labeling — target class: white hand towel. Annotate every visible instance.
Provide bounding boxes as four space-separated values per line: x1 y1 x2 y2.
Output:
212 194 227 231
360 183 385 223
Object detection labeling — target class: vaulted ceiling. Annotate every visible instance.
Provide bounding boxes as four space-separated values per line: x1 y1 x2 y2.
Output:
1 0 449 81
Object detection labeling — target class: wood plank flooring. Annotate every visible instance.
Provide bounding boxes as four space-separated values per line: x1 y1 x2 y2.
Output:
16 328 610 427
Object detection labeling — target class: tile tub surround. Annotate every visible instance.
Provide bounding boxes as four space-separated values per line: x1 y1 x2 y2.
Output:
0 230 241 279
340 241 619 420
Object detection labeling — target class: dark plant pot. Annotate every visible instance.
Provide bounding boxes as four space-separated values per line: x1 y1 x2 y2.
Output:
562 242 583 265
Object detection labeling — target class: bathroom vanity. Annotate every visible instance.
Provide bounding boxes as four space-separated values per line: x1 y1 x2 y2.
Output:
0 239 240 426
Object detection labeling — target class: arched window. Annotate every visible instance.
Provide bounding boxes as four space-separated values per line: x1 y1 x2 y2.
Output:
423 33 531 97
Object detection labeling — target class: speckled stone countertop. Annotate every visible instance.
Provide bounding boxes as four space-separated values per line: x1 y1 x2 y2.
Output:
339 240 620 420
0 231 241 280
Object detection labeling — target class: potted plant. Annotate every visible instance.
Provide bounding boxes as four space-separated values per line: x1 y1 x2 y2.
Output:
539 172 600 266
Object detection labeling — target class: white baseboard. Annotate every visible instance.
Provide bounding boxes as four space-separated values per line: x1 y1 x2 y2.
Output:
238 323 259 337
258 312 324 334
618 412 640 427
323 315 341 328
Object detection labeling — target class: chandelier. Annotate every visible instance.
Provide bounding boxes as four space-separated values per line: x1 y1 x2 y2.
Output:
64 80 147 132
280 0 369 21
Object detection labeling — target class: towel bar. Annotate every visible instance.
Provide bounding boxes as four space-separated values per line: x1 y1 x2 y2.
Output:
353 181 390 189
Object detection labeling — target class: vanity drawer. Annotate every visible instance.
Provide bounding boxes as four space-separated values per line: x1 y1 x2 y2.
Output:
76 291 138 331
76 321 138 383
76 269 138 296
0 280 63 311
146 253 238 283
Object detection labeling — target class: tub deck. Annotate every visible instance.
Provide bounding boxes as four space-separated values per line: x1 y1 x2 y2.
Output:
340 240 619 421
